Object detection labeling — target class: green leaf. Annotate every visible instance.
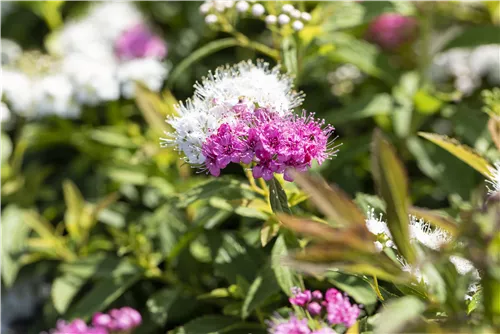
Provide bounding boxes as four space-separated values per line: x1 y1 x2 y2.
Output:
241 264 280 319
172 315 241 334
418 132 493 177
168 38 240 87
372 130 415 263
443 25 500 49
325 94 392 125
1 132 13 163
52 274 87 314
267 177 291 214
146 288 180 326
67 273 141 320
271 233 302 295
178 178 251 207
63 179 85 242
1 206 30 287
282 36 298 79
326 271 378 305
374 296 426 334
413 90 443 115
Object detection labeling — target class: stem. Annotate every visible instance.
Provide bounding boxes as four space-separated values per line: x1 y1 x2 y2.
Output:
418 7 433 85
373 275 385 301
243 165 266 196
255 308 265 326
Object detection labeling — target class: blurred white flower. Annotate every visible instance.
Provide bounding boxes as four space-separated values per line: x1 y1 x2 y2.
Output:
486 161 500 195
470 44 500 85
290 9 301 19
86 2 143 42
1 39 22 65
292 20 304 31
205 14 218 24
281 4 294 13
236 1 249 12
62 55 120 106
32 74 80 118
251 3 265 16
1 102 11 123
301 12 312 21
365 208 392 237
265 15 277 24
398 256 428 285
2 69 34 115
118 58 168 99
449 255 480 279
278 14 290 25
200 2 212 14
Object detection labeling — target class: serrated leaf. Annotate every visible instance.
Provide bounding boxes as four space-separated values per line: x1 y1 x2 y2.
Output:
418 132 493 177
372 130 415 263
326 272 378 305
374 296 426 334
1 206 31 287
267 177 291 214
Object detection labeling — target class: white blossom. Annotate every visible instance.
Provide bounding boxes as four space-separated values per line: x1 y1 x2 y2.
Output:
290 9 301 19
236 1 249 12
1 39 22 65
278 14 290 25
205 14 218 24
1 102 11 123
118 58 169 99
292 20 304 31
62 55 120 106
2 69 34 115
301 12 312 21
281 4 294 13
251 3 265 16
449 255 480 279
163 60 303 164
486 161 500 195
200 2 212 14
365 208 392 237
265 15 277 24
32 74 80 119
409 216 452 251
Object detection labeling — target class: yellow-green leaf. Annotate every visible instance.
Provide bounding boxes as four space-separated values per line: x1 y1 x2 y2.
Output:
418 132 493 177
372 130 415 263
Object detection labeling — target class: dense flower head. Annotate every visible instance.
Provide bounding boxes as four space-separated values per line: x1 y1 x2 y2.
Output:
268 315 311 334
115 24 167 60
44 307 141 334
163 60 336 180
46 319 108 334
366 13 418 51
324 288 360 328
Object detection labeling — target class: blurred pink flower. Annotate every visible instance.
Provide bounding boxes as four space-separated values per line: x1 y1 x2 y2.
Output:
366 13 418 51
115 24 167 60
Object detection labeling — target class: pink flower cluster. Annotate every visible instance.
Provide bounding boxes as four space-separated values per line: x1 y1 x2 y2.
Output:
289 287 360 328
44 307 141 334
115 23 167 60
201 104 334 181
366 13 418 51
267 287 360 334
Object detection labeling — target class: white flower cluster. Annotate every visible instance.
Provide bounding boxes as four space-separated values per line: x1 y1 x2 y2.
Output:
486 161 500 195
365 208 480 280
200 1 311 31
1 3 168 120
430 44 500 96
161 60 303 164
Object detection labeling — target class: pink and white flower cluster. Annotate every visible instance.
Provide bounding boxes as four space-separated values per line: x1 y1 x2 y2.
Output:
164 60 336 181
44 307 141 334
267 287 360 334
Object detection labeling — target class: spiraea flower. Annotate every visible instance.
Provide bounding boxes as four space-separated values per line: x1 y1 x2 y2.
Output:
267 287 359 333
45 319 108 334
163 60 335 181
366 13 418 51
486 161 500 195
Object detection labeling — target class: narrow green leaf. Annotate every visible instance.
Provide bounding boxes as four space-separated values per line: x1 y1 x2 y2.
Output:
1 206 30 287
67 273 141 320
52 274 87 314
443 25 500 49
267 177 291 214
374 296 426 334
241 264 280 319
168 38 240 87
372 130 415 263
271 233 302 295
282 36 298 79
63 180 85 241
418 132 493 177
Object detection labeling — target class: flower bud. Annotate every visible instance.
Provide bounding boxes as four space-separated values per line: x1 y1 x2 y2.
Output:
366 13 418 51
278 14 290 25
307 301 323 315
236 1 249 12
282 4 294 13
251 3 265 16
292 20 304 31
301 12 311 21
205 14 218 24
265 15 277 24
